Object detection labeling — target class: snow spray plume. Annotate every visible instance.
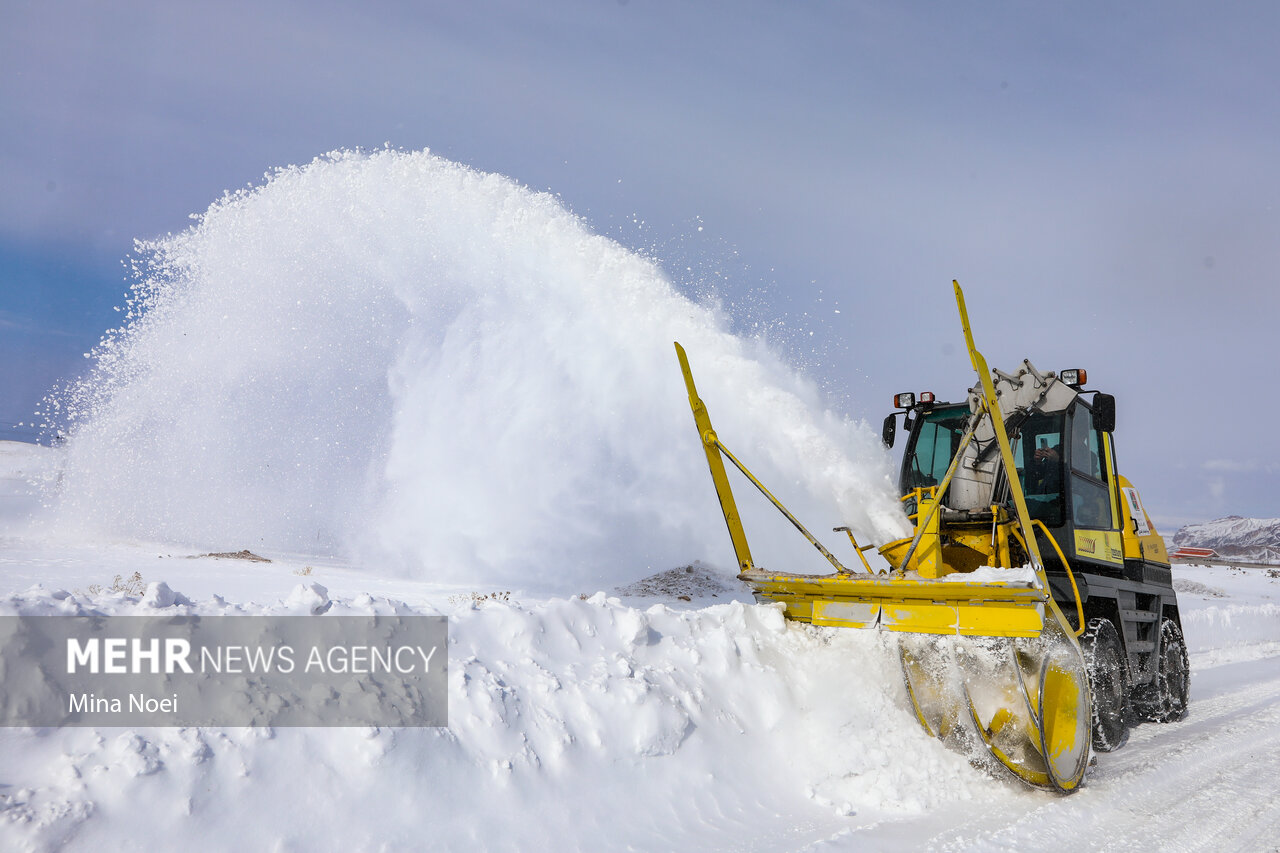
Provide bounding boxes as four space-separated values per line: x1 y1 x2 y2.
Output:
45 149 909 588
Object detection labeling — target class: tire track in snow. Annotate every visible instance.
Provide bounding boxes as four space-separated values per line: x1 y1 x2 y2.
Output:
1079 662 1280 853
883 653 1280 853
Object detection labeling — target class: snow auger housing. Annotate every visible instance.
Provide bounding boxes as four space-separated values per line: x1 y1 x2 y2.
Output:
675 282 1187 794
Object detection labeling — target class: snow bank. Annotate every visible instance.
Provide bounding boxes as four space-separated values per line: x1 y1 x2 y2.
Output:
2 543 1277 850
1175 564 1280 664
42 148 907 589
0 582 991 852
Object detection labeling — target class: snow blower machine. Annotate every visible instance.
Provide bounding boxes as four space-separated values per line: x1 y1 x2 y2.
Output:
675 281 1188 793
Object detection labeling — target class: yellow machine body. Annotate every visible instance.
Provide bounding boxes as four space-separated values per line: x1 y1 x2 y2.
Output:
675 282 1095 793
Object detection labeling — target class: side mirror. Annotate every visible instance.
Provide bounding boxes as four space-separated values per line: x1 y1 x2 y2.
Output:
1092 393 1116 432
882 413 897 448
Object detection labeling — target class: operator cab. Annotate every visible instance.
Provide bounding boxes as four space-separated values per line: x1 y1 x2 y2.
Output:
885 385 1126 576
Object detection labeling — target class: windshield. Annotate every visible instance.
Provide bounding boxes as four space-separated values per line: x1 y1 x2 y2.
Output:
900 406 1069 528
901 405 969 493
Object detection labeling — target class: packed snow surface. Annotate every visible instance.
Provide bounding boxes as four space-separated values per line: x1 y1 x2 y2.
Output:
939 565 1037 584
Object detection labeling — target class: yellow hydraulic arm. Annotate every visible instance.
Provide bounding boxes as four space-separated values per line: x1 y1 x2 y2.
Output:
954 281 1047 575
953 281 1085 638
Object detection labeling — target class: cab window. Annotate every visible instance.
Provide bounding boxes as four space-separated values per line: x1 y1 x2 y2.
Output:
1070 408 1104 480
1012 412 1064 527
1069 404 1112 529
1072 476 1111 528
902 406 968 492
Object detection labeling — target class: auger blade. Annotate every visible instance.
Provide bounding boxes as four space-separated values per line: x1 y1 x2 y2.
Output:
1034 643 1092 791
898 627 1090 794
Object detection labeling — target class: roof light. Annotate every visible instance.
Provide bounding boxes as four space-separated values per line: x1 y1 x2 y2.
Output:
893 392 915 408
1060 368 1087 388
919 391 935 404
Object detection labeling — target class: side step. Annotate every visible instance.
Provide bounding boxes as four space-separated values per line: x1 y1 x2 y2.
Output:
1122 609 1159 623
1120 608 1160 684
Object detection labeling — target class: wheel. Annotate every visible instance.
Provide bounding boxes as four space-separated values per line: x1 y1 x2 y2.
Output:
1145 619 1190 723
1081 618 1129 752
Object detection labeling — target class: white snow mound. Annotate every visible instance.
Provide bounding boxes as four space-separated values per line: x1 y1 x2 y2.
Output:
0 582 992 851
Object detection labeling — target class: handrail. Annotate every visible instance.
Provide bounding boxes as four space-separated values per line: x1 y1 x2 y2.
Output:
834 526 877 573
1010 522 1086 637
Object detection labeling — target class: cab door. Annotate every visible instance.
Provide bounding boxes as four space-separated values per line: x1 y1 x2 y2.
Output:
1066 403 1125 569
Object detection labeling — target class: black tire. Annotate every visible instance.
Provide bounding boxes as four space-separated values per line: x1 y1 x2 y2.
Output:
1145 619 1190 723
1082 618 1129 752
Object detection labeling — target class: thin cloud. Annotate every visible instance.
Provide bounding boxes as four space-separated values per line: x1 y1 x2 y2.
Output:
0 309 79 338
1202 459 1280 475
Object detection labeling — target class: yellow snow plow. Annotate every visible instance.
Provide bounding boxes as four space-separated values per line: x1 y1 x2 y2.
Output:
677 281 1185 793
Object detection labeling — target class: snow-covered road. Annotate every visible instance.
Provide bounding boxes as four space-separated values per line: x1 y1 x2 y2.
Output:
836 630 1280 852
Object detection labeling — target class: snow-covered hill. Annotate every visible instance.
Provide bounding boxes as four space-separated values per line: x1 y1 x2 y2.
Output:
1173 516 1280 564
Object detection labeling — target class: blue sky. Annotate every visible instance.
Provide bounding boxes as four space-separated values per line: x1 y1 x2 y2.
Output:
4 0 1279 527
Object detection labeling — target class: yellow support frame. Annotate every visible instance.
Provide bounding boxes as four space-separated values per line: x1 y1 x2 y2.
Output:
676 342 850 575
673 284 1088 643
674 342 755 572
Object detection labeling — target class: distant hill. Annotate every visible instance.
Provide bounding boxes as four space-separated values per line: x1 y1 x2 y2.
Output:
1173 516 1280 564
